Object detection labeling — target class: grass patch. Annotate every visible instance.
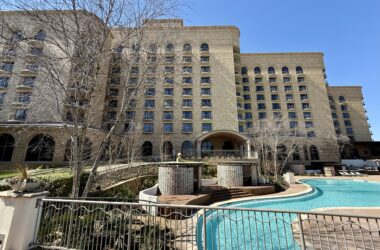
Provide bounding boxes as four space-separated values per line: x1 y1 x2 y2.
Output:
0 171 17 180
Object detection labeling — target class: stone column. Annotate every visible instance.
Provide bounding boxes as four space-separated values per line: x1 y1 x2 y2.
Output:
0 191 49 250
196 140 202 159
246 140 252 159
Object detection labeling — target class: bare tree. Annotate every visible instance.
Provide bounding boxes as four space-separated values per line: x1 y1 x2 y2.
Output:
0 0 179 197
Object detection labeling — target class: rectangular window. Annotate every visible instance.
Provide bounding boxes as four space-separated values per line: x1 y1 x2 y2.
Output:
183 99 192 107
183 88 192 96
165 67 174 73
270 86 278 92
302 103 310 110
108 100 117 108
242 78 249 83
269 77 276 83
246 122 253 128
128 77 137 85
273 112 282 119
109 89 119 96
183 66 192 73
300 94 308 100
256 86 264 92
201 111 212 119
344 120 352 127
305 121 314 128
334 120 340 127
239 125 244 132
290 121 298 129
145 88 155 96
163 99 173 108
107 111 117 120
147 66 156 74
143 123 154 133
243 86 250 91
271 94 279 101
0 77 9 87
201 88 211 95
284 85 292 92
200 56 209 62
144 111 154 120
0 93 5 104
182 56 192 63
307 131 316 138
272 103 281 110
238 114 243 120
341 105 348 111
163 123 174 133
201 99 212 107
287 103 295 110
165 77 174 85
163 111 173 120
257 103 266 110
244 103 252 109
166 56 175 63
183 111 193 119
146 77 156 85
303 112 312 119
183 77 192 84
15 109 27 120
1 62 14 72
332 112 337 119
255 77 262 84
297 77 305 83
259 112 267 120
144 99 155 108
346 128 354 134
283 77 291 83
288 112 297 119
202 123 212 132
30 47 43 56
164 88 174 96
299 85 307 92
286 94 294 101
342 112 350 119
245 112 253 119
201 66 210 73
182 123 193 133
201 77 211 84
243 94 251 100
126 111 135 120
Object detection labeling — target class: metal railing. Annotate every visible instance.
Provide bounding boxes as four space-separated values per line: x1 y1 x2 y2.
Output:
32 198 380 250
201 150 244 159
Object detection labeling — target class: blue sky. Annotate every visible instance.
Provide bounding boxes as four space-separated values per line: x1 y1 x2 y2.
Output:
181 0 380 140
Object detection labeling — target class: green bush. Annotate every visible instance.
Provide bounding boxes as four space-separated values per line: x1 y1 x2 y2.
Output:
202 165 217 178
36 172 89 197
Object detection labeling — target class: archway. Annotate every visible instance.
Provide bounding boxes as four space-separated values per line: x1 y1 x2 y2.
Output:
0 133 15 162
25 134 55 161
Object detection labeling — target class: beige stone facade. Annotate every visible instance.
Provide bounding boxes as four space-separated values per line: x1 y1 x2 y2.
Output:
0 13 372 168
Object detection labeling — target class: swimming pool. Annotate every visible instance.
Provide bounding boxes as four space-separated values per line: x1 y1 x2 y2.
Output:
198 179 380 249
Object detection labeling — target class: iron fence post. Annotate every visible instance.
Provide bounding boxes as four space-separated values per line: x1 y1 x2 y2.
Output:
297 213 306 250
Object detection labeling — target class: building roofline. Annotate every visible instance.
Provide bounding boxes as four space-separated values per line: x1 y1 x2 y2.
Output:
241 52 324 56
328 86 362 89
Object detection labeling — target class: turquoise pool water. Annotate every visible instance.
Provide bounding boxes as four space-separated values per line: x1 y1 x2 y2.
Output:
198 179 380 250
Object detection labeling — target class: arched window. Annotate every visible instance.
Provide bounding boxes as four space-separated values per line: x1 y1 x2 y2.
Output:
309 145 320 161
25 134 55 161
241 67 248 75
293 146 301 160
166 43 174 52
181 141 193 157
296 66 303 74
200 43 209 52
35 30 46 41
162 141 173 155
201 141 213 151
268 67 275 74
339 96 345 103
254 67 261 74
142 141 153 156
0 133 15 162
183 43 192 52
282 66 289 74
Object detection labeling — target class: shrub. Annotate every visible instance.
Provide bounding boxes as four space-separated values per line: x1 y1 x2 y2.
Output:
202 165 217 178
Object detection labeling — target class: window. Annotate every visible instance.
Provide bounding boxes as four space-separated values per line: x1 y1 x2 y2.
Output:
273 112 282 119
271 94 279 101
307 131 316 138
241 67 248 75
288 112 297 119
144 99 155 108
201 56 209 62
270 86 278 92
257 103 266 110
115 45 123 54
109 89 118 96
183 43 192 52
302 103 310 110
166 56 175 63
309 145 319 160
182 141 193 157
201 99 212 107
296 66 304 74
300 94 308 100
30 47 43 56
144 111 154 120
239 125 244 132
246 122 253 128
0 134 15 162
164 67 174 73
26 64 39 71
107 111 116 121
255 77 262 83
342 112 350 119
182 56 192 63
290 121 298 129
164 88 174 96
272 103 281 110
282 66 289 74
238 114 243 120
257 94 265 101
183 111 192 119
183 88 192 96
126 111 135 120
11 31 22 42
131 67 139 74
244 103 252 109
254 67 261 74
17 93 31 104
243 94 251 100
283 77 291 83
305 121 314 128
163 123 174 133
243 86 250 92
165 77 174 85
202 111 212 119
202 141 213 151
145 88 155 96
181 77 192 84
299 85 307 92
286 94 293 101
202 123 212 132
1 62 14 72
142 141 153 156
127 77 136 85
183 99 192 107
303 112 312 119
332 113 337 119
0 77 9 88
297 77 305 83
163 111 173 120
15 109 27 121
147 77 156 85
201 77 210 84
245 112 253 119
34 30 46 41
183 66 192 73
259 112 267 119
341 105 348 111
182 123 193 133
200 43 209 52
0 93 5 104
346 128 354 134
284 85 292 92
268 67 275 74
344 120 352 127
143 123 154 133
166 43 174 52
242 77 249 83
25 134 55 161
334 120 340 127
339 96 345 103
256 86 264 92
163 99 173 108
269 77 276 83
201 66 210 73
201 88 211 95
286 103 295 110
